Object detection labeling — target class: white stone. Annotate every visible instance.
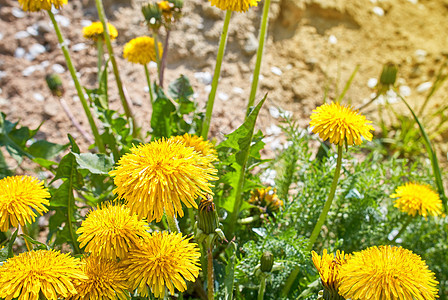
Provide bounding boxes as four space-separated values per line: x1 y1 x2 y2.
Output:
0 32 3 41
266 124 282 136
194 72 213 85
12 7 25 18
14 47 26 58
416 81 432 93
55 15 70 27
328 35 338 44
367 78 378 88
204 85 212 93
14 31 30 39
33 93 44 102
29 44 47 57
232 87 244 94
72 43 88 52
80 20 92 27
22 66 37 77
407 0 418 3
40 61 50 68
372 6 384 16
218 92 229 101
271 66 283 76
415 49 427 58
269 106 280 118
52 64 65 74
148 61 158 69
399 85 411 97
0 71 6 80
26 26 39 36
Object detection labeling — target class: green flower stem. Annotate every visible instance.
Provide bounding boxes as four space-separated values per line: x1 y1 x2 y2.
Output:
21 225 32 251
393 215 413 243
257 273 267 300
47 10 105 153
96 38 104 83
207 247 215 300
166 214 180 233
159 30 170 88
282 145 343 297
144 64 154 106
153 31 162 84
247 0 271 117
94 0 139 135
201 10 232 139
307 145 343 251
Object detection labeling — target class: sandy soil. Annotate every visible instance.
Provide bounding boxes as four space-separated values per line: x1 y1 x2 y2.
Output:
0 0 448 157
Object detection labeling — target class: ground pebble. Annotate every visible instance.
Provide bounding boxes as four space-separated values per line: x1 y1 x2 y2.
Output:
194 72 213 85
81 20 92 27
416 82 432 93
271 66 282 76
399 85 411 97
22 66 37 77
29 44 47 57
15 31 30 39
218 92 229 101
72 43 88 52
232 87 244 94
266 124 282 136
367 78 378 88
328 35 337 44
0 32 3 41
15 47 26 58
26 26 39 36
55 15 70 27
269 106 280 118
372 6 384 16
52 64 65 73
33 93 45 102
12 7 25 18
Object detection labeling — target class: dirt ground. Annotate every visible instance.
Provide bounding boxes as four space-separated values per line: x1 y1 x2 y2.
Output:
0 0 448 158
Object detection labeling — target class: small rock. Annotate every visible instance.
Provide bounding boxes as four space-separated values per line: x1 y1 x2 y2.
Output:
44 101 60 117
194 72 213 85
33 93 45 102
0 32 3 41
14 31 30 39
14 47 26 58
232 87 244 94
0 71 7 80
36 21 52 34
204 85 212 93
148 61 158 69
72 43 88 52
416 82 432 93
55 15 70 27
218 92 229 101
372 6 384 16
266 124 282 136
80 19 92 27
52 64 65 74
29 43 47 57
12 7 25 18
328 35 337 44
22 66 37 77
271 66 283 76
414 49 427 64
367 78 378 88
407 0 418 3
269 106 280 119
399 85 411 97
243 33 258 56
40 61 50 68
26 25 39 36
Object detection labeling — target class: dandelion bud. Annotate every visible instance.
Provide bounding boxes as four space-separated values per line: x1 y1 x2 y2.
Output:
198 195 219 235
379 63 398 87
260 251 274 273
45 73 64 97
142 3 163 30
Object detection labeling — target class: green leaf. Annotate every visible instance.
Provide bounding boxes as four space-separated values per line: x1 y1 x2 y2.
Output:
224 242 237 300
0 150 12 178
53 153 83 188
72 153 114 175
151 86 176 139
21 234 50 250
168 75 194 100
0 246 8 262
28 140 67 159
7 228 18 259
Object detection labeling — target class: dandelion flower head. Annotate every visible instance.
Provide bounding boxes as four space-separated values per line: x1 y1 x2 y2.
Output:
77 203 150 260
209 0 260 12
339 245 439 300
312 249 350 296
0 175 50 232
309 102 374 146
109 138 218 222
0 249 86 300
83 22 118 41
170 133 218 160
123 231 201 299
123 36 163 65
249 187 284 213
391 182 442 218
17 0 67 12
69 255 129 300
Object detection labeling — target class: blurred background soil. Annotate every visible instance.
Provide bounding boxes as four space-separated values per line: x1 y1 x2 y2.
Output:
0 0 448 155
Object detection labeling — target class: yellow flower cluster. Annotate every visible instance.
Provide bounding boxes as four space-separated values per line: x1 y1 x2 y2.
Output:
249 187 284 213
209 0 260 13
123 36 163 65
82 22 118 42
313 246 439 300
391 182 442 218
17 0 67 12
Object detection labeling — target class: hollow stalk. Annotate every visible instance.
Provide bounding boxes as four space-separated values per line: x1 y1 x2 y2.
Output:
96 38 104 83
153 31 162 84
207 247 214 300
247 0 271 117
47 10 105 153
159 30 170 88
21 225 32 251
144 64 154 106
201 10 232 139
257 273 267 300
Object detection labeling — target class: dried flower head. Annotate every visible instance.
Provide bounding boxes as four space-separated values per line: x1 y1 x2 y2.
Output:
123 231 201 298
17 0 67 12
390 182 442 218
77 203 150 260
0 175 50 232
339 245 439 300
310 102 374 147
69 255 130 300
0 250 86 300
312 249 350 299
83 22 118 41
109 139 218 222
123 36 163 65
209 0 260 12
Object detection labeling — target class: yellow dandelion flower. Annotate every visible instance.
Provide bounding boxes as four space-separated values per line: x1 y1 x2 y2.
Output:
249 187 284 213
391 182 442 218
69 255 130 300
123 231 201 299
82 22 118 42
0 175 50 232
109 139 218 222
123 36 163 65
77 203 150 260
0 249 87 300
309 102 374 147
209 0 260 12
17 0 67 12
158 0 173 12
312 249 350 299
170 133 218 159
339 245 439 300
